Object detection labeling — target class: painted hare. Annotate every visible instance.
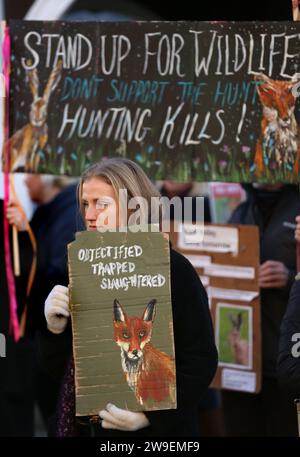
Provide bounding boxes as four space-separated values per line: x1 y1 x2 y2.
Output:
7 60 62 172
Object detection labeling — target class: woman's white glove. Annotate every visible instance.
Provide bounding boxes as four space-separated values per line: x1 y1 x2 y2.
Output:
99 403 150 431
44 285 70 334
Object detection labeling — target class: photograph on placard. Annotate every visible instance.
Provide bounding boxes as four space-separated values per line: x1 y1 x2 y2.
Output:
215 303 253 370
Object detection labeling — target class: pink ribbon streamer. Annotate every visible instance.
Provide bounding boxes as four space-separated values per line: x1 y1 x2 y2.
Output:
3 24 20 341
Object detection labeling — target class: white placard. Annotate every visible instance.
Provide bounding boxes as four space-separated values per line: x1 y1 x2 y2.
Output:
207 287 258 302
183 254 211 268
177 223 238 254
204 264 255 279
200 275 210 287
222 369 256 393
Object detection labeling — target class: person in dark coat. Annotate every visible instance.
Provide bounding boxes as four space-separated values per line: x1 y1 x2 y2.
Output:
38 158 218 437
6 175 84 432
277 278 300 398
222 183 300 436
160 180 224 436
160 181 211 223
277 214 300 398
0 199 34 436
24 177 84 335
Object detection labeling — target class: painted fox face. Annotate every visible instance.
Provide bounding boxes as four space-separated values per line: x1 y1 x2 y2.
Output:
255 73 299 128
113 299 156 364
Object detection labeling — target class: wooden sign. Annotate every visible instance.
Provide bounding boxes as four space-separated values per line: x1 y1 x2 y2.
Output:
68 230 176 416
170 222 261 393
5 20 300 183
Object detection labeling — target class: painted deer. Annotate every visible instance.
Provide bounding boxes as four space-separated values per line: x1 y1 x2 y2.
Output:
253 72 300 175
6 60 63 172
228 312 249 366
113 299 176 406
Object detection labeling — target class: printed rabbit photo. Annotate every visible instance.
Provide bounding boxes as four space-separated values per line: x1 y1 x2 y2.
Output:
228 312 249 367
113 298 176 406
6 60 63 172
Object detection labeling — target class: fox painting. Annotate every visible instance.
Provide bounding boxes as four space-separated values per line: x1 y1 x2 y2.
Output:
113 299 176 407
253 72 300 175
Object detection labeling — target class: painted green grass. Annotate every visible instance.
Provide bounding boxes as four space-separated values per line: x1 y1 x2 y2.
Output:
218 306 250 365
193 144 299 184
33 142 299 183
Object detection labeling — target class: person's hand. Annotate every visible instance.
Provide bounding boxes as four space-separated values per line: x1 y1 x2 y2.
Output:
259 260 289 289
44 285 70 334
6 202 27 231
99 403 150 431
295 216 300 243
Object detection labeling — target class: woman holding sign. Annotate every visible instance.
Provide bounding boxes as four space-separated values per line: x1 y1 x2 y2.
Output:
38 157 218 437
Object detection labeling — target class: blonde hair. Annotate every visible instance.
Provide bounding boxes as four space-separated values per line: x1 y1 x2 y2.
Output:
78 158 161 227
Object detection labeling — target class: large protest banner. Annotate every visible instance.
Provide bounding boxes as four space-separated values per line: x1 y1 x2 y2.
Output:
6 21 300 183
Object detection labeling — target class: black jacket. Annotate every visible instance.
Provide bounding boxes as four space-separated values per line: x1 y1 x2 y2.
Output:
37 247 218 437
160 186 211 223
229 184 300 378
0 200 34 436
26 184 84 336
277 279 300 396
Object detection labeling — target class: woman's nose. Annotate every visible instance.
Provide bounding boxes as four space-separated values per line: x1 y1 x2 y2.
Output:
85 206 97 221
